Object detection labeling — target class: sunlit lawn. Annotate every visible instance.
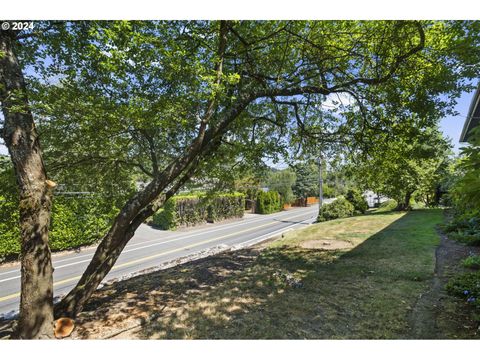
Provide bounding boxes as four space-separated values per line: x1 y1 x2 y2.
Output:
74 209 444 339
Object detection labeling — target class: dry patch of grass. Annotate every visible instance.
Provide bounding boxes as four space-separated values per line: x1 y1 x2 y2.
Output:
68 209 458 339
300 239 351 250
270 211 406 249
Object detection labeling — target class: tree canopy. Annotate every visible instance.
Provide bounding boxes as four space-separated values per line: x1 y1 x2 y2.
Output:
2 20 480 337
13 21 480 177
347 122 452 209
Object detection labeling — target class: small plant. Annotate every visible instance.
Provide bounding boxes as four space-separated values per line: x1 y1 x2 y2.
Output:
443 216 480 246
461 255 480 270
446 271 480 308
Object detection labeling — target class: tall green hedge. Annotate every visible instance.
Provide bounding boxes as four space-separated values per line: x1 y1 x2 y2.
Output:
49 196 119 250
0 195 119 260
152 193 245 230
256 190 282 214
0 195 20 259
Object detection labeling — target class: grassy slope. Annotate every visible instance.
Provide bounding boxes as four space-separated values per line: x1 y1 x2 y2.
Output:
71 209 444 339
220 209 442 339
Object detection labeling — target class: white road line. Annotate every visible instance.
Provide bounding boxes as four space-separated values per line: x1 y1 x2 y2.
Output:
0 211 317 305
0 208 318 283
1 206 318 275
232 216 316 249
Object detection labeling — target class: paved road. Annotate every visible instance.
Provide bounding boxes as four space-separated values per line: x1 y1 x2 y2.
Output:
0 204 320 316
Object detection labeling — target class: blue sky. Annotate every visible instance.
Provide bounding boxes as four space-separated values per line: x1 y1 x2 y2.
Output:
440 90 475 154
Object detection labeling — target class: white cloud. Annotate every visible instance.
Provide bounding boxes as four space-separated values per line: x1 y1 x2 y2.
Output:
321 92 355 110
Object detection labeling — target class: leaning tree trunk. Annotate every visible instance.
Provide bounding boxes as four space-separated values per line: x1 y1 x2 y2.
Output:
0 30 55 339
54 209 152 318
55 22 232 318
54 151 208 318
54 122 237 319
54 133 227 319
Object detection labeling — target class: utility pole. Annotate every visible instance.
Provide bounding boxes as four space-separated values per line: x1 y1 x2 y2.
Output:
318 152 323 213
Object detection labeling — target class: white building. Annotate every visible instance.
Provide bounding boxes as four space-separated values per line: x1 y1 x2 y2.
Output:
363 190 389 208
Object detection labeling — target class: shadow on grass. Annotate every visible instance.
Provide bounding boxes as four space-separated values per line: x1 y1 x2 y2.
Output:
73 209 451 339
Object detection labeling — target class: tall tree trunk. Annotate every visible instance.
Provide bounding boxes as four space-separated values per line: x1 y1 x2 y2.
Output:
0 30 54 339
434 185 441 205
396 191 413 211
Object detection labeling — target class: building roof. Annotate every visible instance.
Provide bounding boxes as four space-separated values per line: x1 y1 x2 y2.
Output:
460 82 480 143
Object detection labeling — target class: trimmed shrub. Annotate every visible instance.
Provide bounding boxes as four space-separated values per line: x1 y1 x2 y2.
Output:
345 189 369 214
207 193 245 222
49 196 118 251
0 195 119 260
256 190 282 214
0 162 20 259
0 157 124 261
0 196 20 259
317 197 355 222
152 193 245 230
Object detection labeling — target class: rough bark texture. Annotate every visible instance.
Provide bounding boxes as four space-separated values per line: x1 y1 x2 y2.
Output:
0 30 54 339
396 191 413 211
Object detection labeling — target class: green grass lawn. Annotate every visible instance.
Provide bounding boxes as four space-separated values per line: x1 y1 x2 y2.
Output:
222 209 442 339
73 209 445 339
